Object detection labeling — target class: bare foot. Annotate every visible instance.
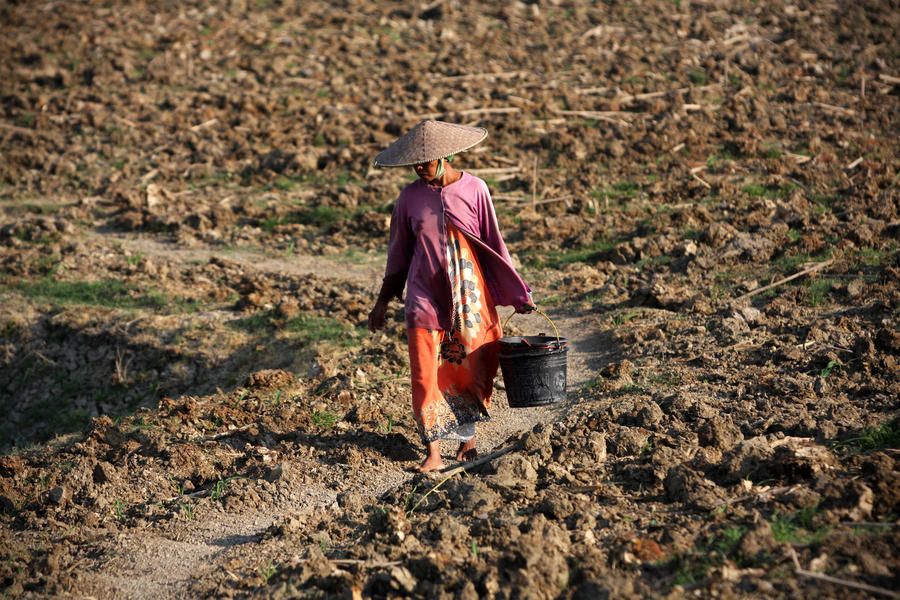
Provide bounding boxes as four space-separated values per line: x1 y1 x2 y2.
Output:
416 454 445 472
416 441 445 473
455 438 477 462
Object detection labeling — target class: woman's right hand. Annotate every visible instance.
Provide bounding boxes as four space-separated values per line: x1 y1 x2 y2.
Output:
515 303 537 314
367 299 389 332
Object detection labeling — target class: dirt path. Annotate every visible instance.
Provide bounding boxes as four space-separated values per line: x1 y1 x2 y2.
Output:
72 237 594 600
87 230 388 288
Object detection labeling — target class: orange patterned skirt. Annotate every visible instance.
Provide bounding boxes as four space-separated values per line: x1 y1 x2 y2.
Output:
408 223 501 443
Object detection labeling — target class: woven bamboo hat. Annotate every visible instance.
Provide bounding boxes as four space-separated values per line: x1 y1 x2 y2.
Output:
373 120 487 168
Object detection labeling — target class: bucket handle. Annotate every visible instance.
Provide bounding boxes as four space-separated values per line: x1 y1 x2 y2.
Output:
502 306 561 344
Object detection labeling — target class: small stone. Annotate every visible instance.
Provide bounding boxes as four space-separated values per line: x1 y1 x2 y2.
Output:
664 465 726 510
607 140 626 158
738 306 763 325
457 580 479 600
589 432 607 462
265 462 292 483
698 417 743 450
809 553 829 573
632 537 665 562
93 461 116 485
245 369 294 389
390 566 416 593
612 428 649 456
48 486 70 506
736 521 777 563
490 454 537 488
145 183 170 211
536 490 574 519
600 360 633 384
846 279 864 298
276 297 300 319
337 491 364 513
522 427 550 453
634 401 664 428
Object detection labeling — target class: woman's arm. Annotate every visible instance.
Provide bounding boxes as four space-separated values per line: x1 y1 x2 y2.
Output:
381 195 413 299
476 182 535 312
369 195 413 331
477 182 516 267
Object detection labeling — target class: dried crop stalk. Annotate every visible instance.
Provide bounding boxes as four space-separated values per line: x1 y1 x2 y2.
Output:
734 259 834 301
787 546 899 598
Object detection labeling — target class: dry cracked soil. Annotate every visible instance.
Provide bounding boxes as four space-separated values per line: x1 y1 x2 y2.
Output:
1 0 898 598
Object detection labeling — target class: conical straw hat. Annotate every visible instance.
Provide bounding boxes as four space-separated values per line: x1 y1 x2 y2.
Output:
373 120 487 167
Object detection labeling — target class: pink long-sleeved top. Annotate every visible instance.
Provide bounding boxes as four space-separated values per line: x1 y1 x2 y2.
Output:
381 172 532 331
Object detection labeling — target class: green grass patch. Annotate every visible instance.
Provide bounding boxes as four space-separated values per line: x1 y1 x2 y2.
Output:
635 254 672 270
11 203 64 217
210 476 239 501
229 311 274 333
668 525 748 586
285 315 361 346
311 410 339 429
183 170 233 191
113 499 127 521
682 227 702 241
336 171 362 187
579 377 603 392
742 183 795 199
537 294 562 307
591 181 640 204
709 525 747 556
804 277 837 306
856 245 896 268
772 250 832 275
809 192 838 214
262 205 345 232
819 359 843 378
11 225 61 246
835 417 900 453
379 416 395 434
771 505 829 546
616 383 648 395
687 67 708 86
340 246 379 264
760 140 782 160
230 311 362 347
527 238 618 269
706 146 738 170
273 176 296 191
24 400 91 436
610 309 640 327
645 369 682 388
17 112 35 128
8 278 175 311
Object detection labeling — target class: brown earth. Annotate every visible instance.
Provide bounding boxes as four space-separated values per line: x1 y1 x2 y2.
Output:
1 0 898 598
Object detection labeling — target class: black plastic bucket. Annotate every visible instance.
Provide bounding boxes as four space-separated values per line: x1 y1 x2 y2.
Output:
499 334 568 408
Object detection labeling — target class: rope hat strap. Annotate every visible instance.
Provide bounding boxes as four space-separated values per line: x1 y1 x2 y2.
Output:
434 154 454 179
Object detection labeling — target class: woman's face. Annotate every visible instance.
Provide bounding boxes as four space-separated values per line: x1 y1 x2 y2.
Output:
413 159 440 181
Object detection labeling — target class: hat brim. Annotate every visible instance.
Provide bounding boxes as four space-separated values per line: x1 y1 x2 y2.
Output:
373 120 488 168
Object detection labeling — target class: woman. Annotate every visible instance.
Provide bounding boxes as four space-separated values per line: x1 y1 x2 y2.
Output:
367 120 534 473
